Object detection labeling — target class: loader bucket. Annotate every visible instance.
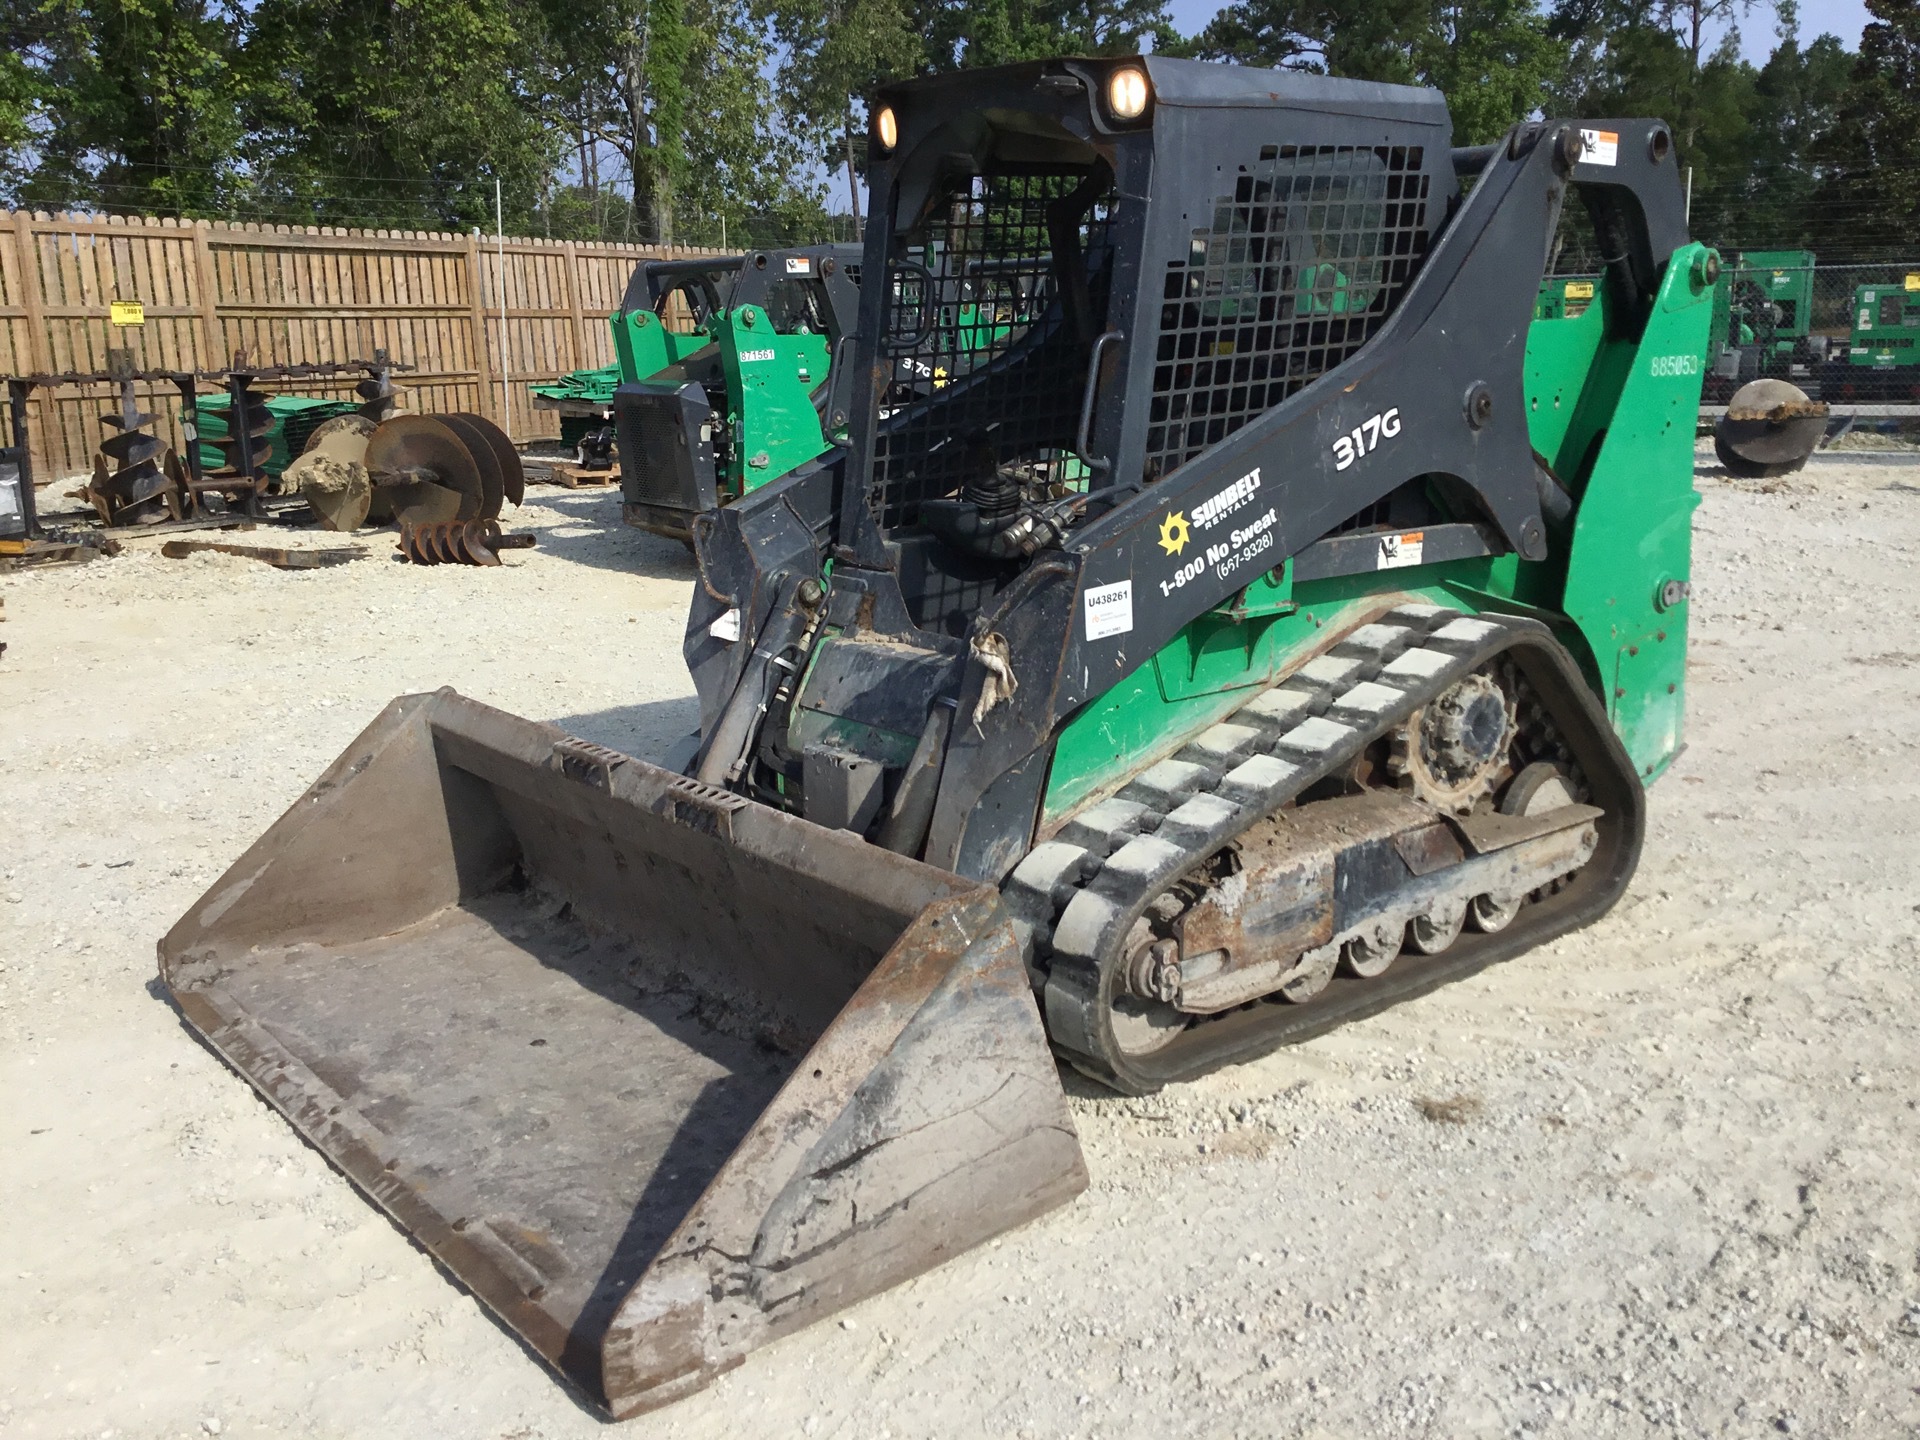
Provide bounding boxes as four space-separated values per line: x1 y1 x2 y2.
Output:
158 690 1085 1417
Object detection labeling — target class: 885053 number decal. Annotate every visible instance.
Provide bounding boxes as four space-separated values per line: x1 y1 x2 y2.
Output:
1332 407 1402 471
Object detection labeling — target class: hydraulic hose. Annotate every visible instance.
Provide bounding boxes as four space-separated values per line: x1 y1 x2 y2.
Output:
692 575 821 786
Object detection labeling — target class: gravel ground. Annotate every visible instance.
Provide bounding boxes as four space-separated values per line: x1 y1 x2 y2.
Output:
2 459 1917 1440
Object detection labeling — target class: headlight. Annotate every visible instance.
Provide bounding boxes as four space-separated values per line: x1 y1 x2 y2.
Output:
1106 66 1150 121
874 105 898 153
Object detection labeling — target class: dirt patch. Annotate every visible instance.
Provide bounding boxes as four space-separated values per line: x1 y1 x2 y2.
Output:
1414 1093 1485 1125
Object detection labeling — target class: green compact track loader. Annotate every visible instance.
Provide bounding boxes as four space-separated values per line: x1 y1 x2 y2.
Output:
614 245 861 540
161 58 1711 1420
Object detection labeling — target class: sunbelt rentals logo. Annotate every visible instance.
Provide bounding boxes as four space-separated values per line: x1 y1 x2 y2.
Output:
1158 511 1191 555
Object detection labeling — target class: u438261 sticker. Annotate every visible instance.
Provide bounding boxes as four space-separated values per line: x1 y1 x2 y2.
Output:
1083 580 1134 640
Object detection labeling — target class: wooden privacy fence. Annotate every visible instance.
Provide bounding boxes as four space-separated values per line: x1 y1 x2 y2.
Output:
0 209 724 486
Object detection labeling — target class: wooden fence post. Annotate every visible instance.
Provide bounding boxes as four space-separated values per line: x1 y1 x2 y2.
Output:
563 240 588 374
189 221 224 367
11 212 53 376
464 230 495 423
9 212 54 488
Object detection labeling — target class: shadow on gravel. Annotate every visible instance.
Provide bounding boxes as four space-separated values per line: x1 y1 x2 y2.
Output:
550 696 701 766
517 485 699 582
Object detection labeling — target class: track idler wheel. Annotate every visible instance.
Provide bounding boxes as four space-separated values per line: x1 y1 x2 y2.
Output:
1715 378 1828 479
1109 920 1186 1057
1469 762 1580 933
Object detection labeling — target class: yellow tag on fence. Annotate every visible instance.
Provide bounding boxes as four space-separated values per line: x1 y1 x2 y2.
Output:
1565 280 1595 300
1905 274 1920 292
109 300 145 326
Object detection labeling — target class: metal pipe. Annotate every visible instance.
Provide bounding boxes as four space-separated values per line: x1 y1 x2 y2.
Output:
496 177 510 439
1451 144 1499 177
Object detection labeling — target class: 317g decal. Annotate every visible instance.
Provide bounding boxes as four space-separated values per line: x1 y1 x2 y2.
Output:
1332 407 1402 471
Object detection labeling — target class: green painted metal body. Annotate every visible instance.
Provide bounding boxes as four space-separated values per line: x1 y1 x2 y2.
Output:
610 306 715 385
1040 244 1716 826
1844 280 1920 369
1736 250 1815 355
711 304 833 503
1533 275 1599 322
531 306 713 409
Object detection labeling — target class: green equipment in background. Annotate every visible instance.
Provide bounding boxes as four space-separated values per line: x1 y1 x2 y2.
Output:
1817 276 1920 403
188 393 359 479
1843 278 1920 369
613 245 861 540
1703 248 1822 399
529 258 745 460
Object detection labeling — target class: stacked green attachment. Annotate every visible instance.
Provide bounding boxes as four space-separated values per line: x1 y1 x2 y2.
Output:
529 365 622 408
191 393 359 479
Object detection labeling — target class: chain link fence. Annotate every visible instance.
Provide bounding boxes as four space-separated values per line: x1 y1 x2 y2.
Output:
1545 226 1920 407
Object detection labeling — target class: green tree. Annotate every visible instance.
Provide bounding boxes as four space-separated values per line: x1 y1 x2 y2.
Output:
0 53 36 200
239 0 560 230
9 0 248 215
1692 5 1850 246
532 0 828 244
676 0 831 244
1192 0 1566 142
1547 0 1761 225
764 0 918 228
1814 0 1920 258
924 0 1173 68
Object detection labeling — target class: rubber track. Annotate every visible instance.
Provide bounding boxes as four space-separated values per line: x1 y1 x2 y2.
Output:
1005 604 1646 1093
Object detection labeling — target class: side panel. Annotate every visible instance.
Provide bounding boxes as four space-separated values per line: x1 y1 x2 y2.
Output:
1558 243 1714 781
1524 285 1617 472
716 303 833 499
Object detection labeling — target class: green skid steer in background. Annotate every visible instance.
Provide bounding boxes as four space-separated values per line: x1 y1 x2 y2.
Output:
612 246 861 540
163 58 1716 1421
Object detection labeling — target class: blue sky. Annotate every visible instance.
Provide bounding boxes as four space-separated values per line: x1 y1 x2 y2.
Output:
1159 0 1874 65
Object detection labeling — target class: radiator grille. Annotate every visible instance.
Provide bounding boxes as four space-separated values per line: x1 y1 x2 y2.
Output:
1146 145 1431 481
869 168 1114 531
620 394 704 510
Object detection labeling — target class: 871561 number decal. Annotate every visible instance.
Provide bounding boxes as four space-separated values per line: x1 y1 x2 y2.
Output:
1332 407 1402 471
